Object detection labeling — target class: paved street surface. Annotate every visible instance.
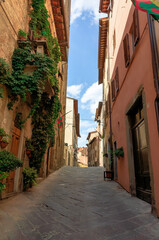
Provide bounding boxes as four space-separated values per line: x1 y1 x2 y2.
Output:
0 167 159 240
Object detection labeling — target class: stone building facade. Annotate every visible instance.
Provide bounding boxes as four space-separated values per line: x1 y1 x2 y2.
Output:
77 147 88 167
64 97 80 166
0 0 71 198
87 131 99 167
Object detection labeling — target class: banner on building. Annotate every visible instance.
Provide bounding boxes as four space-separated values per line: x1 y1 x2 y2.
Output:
132 0 159 20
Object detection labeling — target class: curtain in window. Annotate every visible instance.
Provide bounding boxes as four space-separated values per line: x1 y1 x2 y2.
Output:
131 0 159 20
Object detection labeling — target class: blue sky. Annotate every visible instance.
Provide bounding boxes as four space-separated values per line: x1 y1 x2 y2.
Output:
67 1 105 147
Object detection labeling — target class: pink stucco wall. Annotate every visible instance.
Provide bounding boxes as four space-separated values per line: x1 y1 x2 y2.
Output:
108 2 159 215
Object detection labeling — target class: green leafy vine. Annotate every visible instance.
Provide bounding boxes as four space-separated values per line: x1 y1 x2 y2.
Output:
0 0 62 173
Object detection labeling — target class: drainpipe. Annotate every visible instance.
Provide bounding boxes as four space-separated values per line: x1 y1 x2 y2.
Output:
147 14 159 96
107 15 113 175
147 13 159 216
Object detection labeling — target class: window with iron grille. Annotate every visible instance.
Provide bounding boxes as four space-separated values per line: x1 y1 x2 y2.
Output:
123 33 130 67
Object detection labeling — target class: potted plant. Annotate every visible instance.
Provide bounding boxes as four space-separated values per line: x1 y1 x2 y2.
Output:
25 138 34 158
33 32 40 41
23 167 37 191
0 137 9 149
0 128 7 141
18 29 28 41
0 151 23 192
103 153 108 157
114 147 124 159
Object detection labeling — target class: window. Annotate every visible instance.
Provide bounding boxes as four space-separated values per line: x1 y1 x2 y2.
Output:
113 29 116 55
111 80 115 101
105 100 109 116
123 33 130 67
111 0 114 10
155 97 159 133
133 9 140 47
115 67 119 93
111 67 119 102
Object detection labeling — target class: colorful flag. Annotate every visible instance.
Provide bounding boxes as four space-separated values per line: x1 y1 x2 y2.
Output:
56 116 63 129
132 0 159 20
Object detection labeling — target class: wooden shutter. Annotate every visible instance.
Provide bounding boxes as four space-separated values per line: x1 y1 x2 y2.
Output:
133 9 140 47
115 67 119 93
155 97 159 133
113 30 116 54
29 29 33 41
111 80 115 101
111 0 114 10
123 34 130 67
105 100 108 116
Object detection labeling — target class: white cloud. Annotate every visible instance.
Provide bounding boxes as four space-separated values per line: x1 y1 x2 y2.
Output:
81 81 102 115
67 84 83 98
78 133 88 147
71 0 106 24
80 120 95 128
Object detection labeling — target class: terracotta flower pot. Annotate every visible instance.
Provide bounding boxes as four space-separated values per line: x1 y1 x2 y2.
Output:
39 36 46 40
26 149 32 158
33 36 39 41
19 36 27 41
0 141 9 149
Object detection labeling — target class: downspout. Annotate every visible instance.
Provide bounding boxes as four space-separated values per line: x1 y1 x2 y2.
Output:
107 15 113 176
147 13 158 216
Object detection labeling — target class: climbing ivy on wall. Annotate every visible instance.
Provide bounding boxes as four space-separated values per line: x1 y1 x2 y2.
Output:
0 0 62 173
29 0 62 63
30 93 61 172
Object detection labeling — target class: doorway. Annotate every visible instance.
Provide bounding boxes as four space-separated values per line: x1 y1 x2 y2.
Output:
5 127 21 194
131 98 151 203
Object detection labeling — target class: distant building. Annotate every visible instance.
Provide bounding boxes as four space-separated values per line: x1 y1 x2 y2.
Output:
77 147 88 167
64 97 80 166
95 102 104 167
87 131 99 167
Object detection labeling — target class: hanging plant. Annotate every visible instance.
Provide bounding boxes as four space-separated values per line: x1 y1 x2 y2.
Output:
114 147 124 158
0 151 23 173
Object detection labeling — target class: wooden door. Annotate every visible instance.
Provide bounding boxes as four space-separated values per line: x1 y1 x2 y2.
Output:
132 120 151 203
5 127 21 194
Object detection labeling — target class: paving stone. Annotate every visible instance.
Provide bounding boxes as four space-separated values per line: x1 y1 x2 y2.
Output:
0 167 159 240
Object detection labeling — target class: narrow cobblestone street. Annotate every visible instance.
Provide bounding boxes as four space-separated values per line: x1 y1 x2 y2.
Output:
0 167 159 240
